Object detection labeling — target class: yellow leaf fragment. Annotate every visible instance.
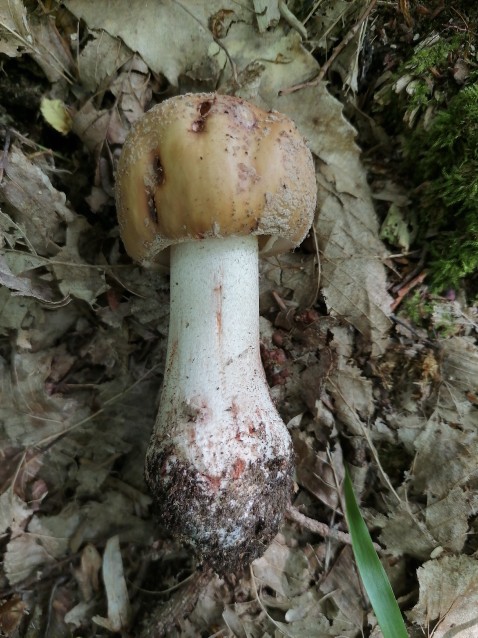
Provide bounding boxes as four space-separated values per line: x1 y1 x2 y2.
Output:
40 97 72 134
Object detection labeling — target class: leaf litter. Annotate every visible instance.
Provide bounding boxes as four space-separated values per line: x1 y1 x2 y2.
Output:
0 1 477 637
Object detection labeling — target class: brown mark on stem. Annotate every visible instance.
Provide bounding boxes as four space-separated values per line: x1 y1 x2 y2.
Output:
166 339 178 374
214 280 223 340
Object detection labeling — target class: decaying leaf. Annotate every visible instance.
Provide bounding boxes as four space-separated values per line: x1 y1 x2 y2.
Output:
78 29 132 92
410 555 478 637
252 535 311 600
0 490 33 536
64 0 244 86
93 535 131 632
0 146 75 255
412 417 478 500
0 0 30 58
40 97 73 135
73 543 102 601
51 217 108 304
319 546 365 631
293 433 344 511
0 596 27 635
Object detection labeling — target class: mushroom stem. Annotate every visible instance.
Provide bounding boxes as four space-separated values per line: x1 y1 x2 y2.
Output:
145 235 293 573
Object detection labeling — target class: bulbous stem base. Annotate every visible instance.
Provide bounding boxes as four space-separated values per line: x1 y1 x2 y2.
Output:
145 236 293 573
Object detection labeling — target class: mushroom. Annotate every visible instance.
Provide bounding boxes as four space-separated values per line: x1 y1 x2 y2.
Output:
115 93 316 573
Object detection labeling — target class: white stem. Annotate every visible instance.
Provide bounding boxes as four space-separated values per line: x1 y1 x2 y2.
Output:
145 236 292 572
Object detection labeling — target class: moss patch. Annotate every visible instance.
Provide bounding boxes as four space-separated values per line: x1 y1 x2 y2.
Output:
406 83 478 290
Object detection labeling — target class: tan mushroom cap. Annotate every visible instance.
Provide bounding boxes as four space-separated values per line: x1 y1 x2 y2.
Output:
115 93 316 265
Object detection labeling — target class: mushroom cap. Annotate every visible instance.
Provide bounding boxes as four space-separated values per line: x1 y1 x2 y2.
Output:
115 93 316 265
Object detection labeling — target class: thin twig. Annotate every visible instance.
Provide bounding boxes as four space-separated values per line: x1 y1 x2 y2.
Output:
286 505 382 552
390 270 427 311
280 0 378 95
391 246 428 293
278 0 308 39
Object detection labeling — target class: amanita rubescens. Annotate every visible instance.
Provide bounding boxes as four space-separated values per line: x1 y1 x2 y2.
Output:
115 93 316 573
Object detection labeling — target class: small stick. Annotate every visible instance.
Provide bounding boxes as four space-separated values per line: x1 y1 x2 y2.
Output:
278 0 308 39
390 270 427 311
286 505 382 551
392 246 427 294
280 0 378 95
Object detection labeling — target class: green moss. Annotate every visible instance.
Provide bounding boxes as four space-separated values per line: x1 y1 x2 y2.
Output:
404 35 462 76
373 34 466 133
406 83 478 290
407 80 430 110
401 292 459 337
371 22 478 290
402 291 433 327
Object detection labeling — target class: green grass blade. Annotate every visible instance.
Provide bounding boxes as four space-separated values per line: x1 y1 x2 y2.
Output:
343 468 408 638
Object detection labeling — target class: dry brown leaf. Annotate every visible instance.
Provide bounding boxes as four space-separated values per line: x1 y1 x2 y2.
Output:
412 418 478 499
437 336 478 429
71 101 112 156
109 56 152 129
327 357 374 436
409 555 478 637
4 491 152 586
51 216 108 304
28 10 76 83
0 349 86 446
78 29 132 92
424 487 469 554
377 501 437 560
293 432 344 511
0 596 27 636
0 490 33 536
73 543 102 601
0 146 75 255
319 545 365 630
0 0 30 57
64 0 242 86
378 488 470 558
252 535 311 599
0 254 66 305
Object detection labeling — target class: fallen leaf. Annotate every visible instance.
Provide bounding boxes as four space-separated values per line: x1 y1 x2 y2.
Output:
72 543 102 601
252 534 311 599
319 545 365 629
64 0 239 86
78 29 132 92
0 254 66 305
51 216 108 304
0 0 30 57
1 146 75 255
0 490 33 535
93 535 131 632
409 555 478 637
40 97 73 135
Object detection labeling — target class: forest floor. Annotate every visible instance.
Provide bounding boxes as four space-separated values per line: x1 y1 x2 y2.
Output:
0 1 477 637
